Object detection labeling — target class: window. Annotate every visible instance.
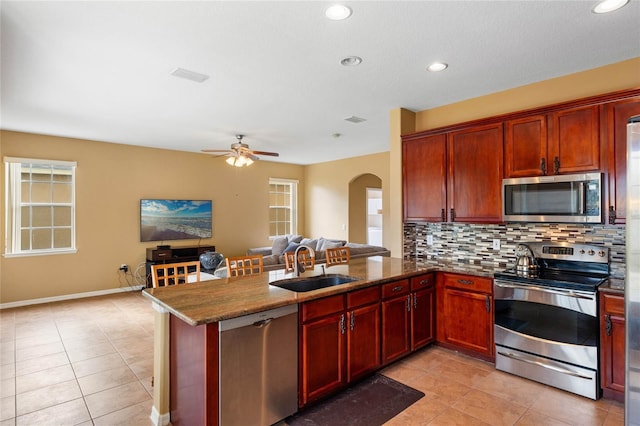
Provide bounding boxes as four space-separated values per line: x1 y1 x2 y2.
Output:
269 178 297 238
4 157 77 256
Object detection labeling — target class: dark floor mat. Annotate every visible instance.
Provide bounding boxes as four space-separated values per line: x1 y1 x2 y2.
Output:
286 374 424 425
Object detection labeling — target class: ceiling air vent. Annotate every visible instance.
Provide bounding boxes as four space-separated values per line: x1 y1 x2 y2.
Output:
344 116 367 124
170 67 210 83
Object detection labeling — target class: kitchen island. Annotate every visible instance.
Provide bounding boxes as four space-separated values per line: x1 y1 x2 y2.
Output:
141 256 499 426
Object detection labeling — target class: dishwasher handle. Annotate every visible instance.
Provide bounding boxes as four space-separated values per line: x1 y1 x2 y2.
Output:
253 318 273 328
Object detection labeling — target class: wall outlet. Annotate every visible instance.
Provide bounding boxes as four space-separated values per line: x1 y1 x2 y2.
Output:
492 239 501 250
427 235 434 245
119 264 128 273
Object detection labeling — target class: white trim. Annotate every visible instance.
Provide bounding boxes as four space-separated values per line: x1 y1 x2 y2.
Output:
150 406 171 426
0 285 144 310
152 301 169 314
3 248 78 258
3 156 77 167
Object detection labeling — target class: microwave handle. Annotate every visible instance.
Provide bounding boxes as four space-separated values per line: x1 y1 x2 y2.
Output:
578 182 585 214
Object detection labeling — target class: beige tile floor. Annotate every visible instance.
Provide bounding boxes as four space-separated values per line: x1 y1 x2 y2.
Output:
0 291 625 425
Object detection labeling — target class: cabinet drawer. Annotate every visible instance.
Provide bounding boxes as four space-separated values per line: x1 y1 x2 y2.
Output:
301 294 345 323
381 279 410 300
411 273 435 291
601 292 625 316
347 286 380 309
442 273 492 293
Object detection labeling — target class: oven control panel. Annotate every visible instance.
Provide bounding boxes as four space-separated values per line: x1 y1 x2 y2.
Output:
527 242 609 263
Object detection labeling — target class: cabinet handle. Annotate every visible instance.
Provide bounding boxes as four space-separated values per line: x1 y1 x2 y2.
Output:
553 156 560 174
605 314 612 336
450 208 455 221
407 295 411 312
340 314 345 334
419 279 431 286
486 296 491 313
413 293 418 309
392 286 405 293
457 279 474 285
441 208 446 222
609 206 617 225
350 311 355 331
540 158 546 175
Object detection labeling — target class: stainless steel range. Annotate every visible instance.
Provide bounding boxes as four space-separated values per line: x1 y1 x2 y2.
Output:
494 242 609 400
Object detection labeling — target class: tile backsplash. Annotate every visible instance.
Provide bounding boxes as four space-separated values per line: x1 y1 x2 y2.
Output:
403 223 626 278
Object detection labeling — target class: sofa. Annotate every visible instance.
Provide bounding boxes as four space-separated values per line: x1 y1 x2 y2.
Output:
246 234 391 271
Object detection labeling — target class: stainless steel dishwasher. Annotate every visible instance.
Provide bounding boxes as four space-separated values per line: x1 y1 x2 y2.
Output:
219 304 298 426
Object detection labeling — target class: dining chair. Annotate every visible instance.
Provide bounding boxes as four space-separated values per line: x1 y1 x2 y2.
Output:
325 246 351 266
284 250 315 273
226 254 264 277
151 260 201 288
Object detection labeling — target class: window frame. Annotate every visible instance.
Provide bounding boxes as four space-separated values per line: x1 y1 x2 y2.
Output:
268 178 298 239
4 157 77 257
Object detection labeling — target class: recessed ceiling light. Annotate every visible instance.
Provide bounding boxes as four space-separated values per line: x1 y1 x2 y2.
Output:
326 4 352 20
340 56 362 66
426 62 448 72
344 115 367 124
592 0 629 13
170 67 209 83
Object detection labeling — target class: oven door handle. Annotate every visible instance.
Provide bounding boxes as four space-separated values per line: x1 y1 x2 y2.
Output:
497 351 593 380
495 282 594 300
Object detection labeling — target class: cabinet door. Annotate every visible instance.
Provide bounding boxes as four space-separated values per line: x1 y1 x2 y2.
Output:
442 287 493 357
411 287 435 350
402 134 447 222
381 295 411 365
347 303 381 382
448 123 503 223
548 105 600 174
606 97 640 224
600 293 625 401
300 313 346 406
504 115 547 177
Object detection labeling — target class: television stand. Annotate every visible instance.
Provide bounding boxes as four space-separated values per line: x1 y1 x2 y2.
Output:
145 244 216 287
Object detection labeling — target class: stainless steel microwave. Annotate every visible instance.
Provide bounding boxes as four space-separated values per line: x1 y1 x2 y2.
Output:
502 172 603 223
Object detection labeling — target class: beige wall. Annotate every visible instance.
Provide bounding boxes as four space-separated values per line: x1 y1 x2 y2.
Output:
0 131 304 303
304 152 390 247
349 174 382 244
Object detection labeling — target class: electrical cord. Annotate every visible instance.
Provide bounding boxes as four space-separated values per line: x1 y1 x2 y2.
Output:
117 262 148 289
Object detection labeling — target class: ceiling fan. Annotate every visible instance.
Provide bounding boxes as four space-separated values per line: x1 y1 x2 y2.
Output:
202 135 279 167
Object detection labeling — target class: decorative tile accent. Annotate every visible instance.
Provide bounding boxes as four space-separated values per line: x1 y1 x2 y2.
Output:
404 223 626 278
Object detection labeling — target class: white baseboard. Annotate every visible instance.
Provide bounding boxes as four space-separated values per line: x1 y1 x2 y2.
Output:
0 285 145 310
150 406 171 426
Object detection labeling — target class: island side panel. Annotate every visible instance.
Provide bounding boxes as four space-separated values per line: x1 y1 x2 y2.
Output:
169 315 219 426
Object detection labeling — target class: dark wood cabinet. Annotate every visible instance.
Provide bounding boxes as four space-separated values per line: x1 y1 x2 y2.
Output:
605 97 640 224
448 123 503 223
402 123 503 223
599 292 625 402
410 273 436 350
300 287 381 406
381 280 411 364
402 134 447 222
504 115 547 177
548 105 601 175
436 273 493 361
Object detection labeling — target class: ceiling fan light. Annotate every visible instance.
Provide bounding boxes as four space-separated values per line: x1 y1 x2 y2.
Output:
226 156 237 166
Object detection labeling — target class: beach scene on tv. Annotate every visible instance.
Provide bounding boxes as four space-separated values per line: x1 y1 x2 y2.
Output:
140 199 212 242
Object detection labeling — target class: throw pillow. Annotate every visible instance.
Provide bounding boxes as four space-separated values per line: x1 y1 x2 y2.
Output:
272 236 289 256
300 238 318 251
288 234 303 244
317 237 345 252
283 242 300 253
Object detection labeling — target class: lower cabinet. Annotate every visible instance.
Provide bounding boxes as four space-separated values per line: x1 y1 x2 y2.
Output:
436 272 494 361
381 273 436 365
299 286 381 407
599 292 625 402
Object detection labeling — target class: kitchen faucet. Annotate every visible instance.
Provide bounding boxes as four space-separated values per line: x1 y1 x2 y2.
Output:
293 244 315 277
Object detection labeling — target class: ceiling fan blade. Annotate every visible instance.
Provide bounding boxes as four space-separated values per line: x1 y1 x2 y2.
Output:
251 151 280 157
202 149 232 153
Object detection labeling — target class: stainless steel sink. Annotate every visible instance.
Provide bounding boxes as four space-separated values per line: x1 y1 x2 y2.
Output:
270 274 360 292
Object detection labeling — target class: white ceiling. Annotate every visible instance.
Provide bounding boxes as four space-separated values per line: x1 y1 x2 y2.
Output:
1 1 639 165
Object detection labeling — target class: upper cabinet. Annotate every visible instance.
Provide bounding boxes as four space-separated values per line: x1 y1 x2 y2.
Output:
548 105 601 175
402 124 503 223
605 96 640 224
504 106 600 177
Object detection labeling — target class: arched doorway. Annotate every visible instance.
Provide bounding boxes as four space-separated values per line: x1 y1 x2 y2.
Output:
349 173 382 244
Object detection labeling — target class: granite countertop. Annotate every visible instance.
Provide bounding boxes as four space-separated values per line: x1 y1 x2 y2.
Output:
141 256 505 326
600 277 625 295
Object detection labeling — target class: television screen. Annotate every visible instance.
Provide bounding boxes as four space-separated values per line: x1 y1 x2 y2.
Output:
140 199 212 242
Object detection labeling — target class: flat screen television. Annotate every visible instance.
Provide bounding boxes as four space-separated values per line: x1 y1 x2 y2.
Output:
140 199 212 242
